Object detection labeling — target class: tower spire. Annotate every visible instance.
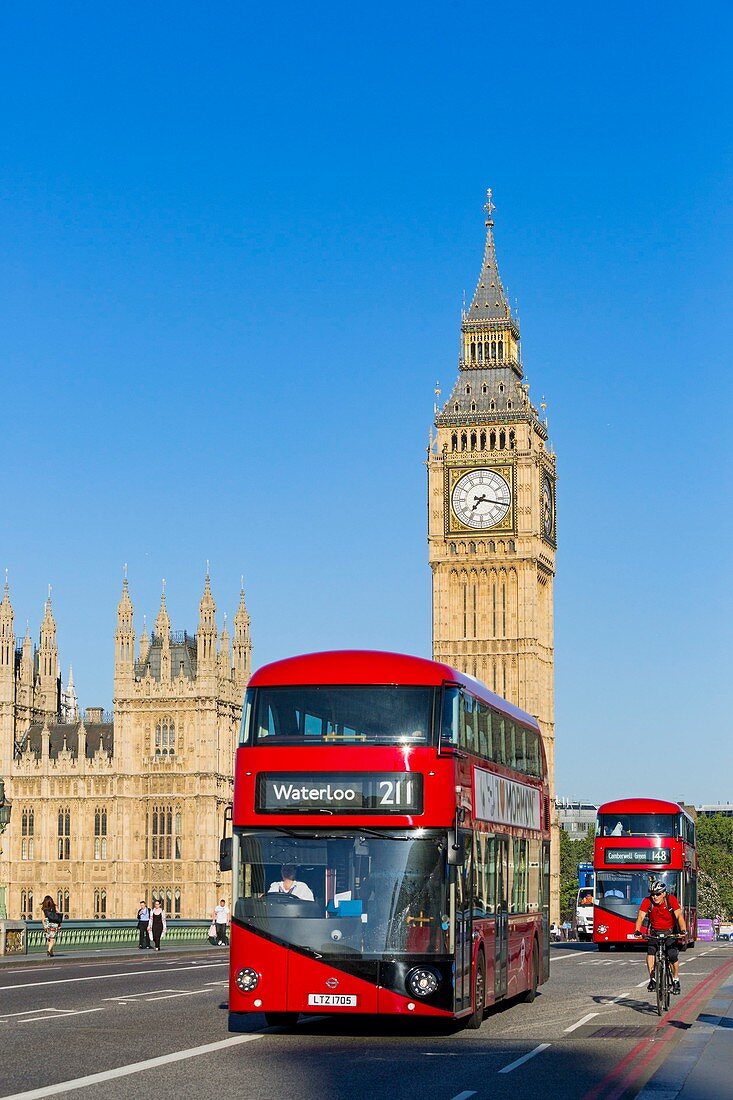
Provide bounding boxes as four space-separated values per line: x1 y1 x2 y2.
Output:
467 187 511 322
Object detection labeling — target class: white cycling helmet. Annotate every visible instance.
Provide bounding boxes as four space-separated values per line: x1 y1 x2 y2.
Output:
650 880 667 893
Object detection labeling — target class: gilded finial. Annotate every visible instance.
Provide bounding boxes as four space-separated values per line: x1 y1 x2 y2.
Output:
484 188 495 226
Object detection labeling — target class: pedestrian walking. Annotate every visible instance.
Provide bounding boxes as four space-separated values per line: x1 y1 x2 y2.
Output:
213 898 230 945
147 899 166 950
137 900 151 948
40 895 63 958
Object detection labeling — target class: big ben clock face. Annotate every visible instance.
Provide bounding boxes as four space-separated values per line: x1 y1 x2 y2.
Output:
451 468 512 530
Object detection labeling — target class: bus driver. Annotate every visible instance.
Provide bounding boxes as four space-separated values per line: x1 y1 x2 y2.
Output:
268 864 315 901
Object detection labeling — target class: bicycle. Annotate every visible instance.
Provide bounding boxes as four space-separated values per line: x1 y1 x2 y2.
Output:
639 931 684 1016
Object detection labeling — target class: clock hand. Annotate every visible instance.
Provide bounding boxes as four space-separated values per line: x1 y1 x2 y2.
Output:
471 494 505 511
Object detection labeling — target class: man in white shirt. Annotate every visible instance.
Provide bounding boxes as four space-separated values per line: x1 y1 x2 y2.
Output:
213 898 230 945
268 864 315 901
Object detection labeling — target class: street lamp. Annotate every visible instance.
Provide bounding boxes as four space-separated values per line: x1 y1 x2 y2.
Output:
0 778 11 831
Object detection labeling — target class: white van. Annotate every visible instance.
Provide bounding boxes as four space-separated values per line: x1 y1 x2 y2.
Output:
576 888 594 941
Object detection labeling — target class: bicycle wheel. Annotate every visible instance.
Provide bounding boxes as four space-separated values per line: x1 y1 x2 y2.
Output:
655 955 665 1016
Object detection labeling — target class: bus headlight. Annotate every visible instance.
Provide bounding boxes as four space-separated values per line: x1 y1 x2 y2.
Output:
406 967 440 998
235 967 259 992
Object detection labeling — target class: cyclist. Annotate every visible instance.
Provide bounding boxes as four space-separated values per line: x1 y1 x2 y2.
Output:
633 879 687 995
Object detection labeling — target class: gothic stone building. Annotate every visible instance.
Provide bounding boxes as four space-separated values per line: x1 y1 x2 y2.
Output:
428 192 559 912
0 576 251 921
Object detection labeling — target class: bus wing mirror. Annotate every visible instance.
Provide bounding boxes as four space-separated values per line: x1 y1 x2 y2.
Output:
447 828 465 866
219 836 232 872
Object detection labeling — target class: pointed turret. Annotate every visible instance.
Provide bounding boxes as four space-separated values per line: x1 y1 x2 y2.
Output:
138 614 149 665
115 575 135 675
0 576 15 684
218 614 231 677
197 573 218 670
154 583 171 681
37 588 59 718
61 665 79 721
233 582 252 687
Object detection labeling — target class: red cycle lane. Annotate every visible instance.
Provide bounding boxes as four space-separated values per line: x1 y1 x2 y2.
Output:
581 954 733 1100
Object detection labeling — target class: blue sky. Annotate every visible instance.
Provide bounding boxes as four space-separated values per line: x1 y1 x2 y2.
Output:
2 2 731 804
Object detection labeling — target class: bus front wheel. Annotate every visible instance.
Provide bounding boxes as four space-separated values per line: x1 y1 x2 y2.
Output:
264 1012 299 1029
465 951 486 1029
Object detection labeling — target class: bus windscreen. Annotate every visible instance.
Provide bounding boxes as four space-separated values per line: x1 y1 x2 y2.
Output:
244 686 435 747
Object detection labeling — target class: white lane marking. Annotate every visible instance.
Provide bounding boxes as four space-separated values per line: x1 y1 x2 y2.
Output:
102 990 183 1002
450 1093 477 1100
498 1044 551 1074
549 953 584 962
0 1034 262 1099
145 989 212 1001
0 1008 67 1021
564 1012 598 1033
19 1009 105 1024
0 961 226 992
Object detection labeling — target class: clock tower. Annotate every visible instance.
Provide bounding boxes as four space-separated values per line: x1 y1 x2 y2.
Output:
428 192 559 911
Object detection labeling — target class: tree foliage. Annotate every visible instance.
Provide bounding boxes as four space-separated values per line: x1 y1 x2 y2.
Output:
697 815 733 918
559 827 595 919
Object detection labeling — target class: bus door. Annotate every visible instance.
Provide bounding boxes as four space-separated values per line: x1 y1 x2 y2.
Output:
541 840 551 980
453 831 473 1013
494 835 509 999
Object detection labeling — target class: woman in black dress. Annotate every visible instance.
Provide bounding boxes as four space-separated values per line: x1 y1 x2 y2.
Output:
147 900 166 950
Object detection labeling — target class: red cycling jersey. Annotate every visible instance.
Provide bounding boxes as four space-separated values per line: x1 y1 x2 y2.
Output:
640 894 680 931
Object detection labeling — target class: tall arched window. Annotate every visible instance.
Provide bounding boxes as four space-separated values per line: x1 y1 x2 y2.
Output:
57 807 71 861
21 890 33 920
151 804 181 860
451 433 458 451
94 889 107 919
57 889 70 918
498 339 504 359
155 717 176 757
21 808 34 860
94 807 108 860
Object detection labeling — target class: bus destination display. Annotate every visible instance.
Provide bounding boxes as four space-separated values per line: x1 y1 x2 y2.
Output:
605 848 671 865
257 773 423 815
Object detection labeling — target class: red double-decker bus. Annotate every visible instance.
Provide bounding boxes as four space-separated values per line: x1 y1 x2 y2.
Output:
221 650 551 1030
593 797 698 951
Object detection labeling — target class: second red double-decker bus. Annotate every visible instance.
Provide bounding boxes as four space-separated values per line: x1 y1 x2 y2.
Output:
222 650 551 1029
593 797 698 950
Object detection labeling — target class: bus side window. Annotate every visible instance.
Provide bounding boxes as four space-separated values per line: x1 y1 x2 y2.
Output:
494 714 506 766
514 725 527 773
477 701 490 759
526 729 539 777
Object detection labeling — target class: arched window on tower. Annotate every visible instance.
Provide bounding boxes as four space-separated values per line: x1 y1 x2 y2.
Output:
498 339 504 360
470 402 476 413
491 340 497 359
94 807 108 860
57 807 71 861
490 430 496 449
470 342 476 362
94 889 107 919
21 808 34 860
451 432 458 451
470 431 477 449
499 430 506 449
461 432 468 451
477 343 483 362
509 429 516 449
155 717 175 758
480 431 486 450
465 384 471 395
